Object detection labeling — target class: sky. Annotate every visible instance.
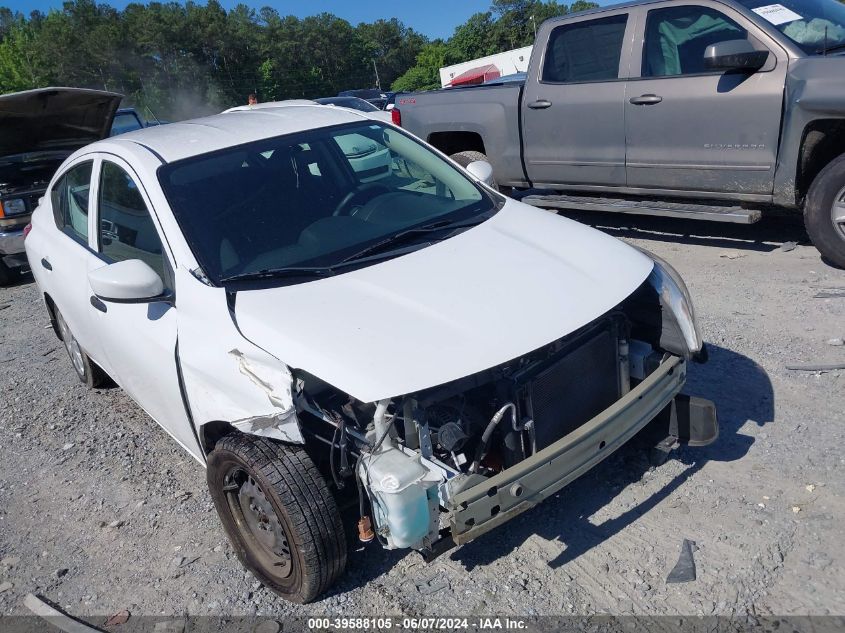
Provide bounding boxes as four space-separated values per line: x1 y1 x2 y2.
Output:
2 0 498 40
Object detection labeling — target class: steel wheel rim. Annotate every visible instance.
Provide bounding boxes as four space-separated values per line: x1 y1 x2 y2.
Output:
56 311 85 378
224 467 293 580
832 185 845 239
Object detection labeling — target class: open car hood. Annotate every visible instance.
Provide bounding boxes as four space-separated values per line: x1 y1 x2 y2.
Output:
0 87 122 157
234 200 654 403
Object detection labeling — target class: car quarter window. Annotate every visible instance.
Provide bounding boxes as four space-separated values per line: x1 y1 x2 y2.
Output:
542 14 629 83
642 5 747 77
97 161 167 281
51 161 93 244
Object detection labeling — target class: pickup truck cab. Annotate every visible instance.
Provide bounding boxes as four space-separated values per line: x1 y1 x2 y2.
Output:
396 0 845 266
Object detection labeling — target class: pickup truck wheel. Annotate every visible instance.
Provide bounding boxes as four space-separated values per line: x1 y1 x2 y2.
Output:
804 153 845 268
207 434 347 604
54 307 110 388
449 151 509 194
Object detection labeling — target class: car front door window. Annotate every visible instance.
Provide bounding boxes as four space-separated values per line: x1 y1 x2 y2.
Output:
97 161 167 283
643 5 747 77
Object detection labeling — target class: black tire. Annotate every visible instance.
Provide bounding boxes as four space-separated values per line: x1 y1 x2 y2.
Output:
207 434 347 603
449 151 510 194
53 306 110 388
0 260 13 286
804 152 845 268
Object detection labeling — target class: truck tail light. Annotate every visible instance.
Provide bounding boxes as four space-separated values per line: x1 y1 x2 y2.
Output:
23 222 32 239
391 108 401 127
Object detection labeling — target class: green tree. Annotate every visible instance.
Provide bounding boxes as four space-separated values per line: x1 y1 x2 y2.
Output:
392 41 448 92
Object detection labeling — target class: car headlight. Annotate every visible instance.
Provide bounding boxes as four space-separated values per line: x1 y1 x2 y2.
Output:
641 249 705 361
0 198 26 216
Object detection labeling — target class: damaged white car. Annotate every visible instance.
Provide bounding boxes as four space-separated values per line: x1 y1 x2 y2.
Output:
25 103 718 603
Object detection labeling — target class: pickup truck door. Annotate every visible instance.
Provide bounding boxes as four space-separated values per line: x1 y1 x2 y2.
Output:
624 1 787 196
521 10 635 187
88 155 203 460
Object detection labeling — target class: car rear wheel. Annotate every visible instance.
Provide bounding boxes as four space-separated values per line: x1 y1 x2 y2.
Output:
804 152 845 269
207 434 347 603
54 307 109 388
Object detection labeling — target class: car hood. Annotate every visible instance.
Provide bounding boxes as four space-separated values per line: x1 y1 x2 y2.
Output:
0 87 122 157
234 199 654 403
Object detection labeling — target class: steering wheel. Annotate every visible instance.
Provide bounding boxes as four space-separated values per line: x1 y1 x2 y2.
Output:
332 182 391 217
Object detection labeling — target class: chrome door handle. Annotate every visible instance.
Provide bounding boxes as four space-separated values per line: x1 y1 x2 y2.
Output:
527 99 552 109
629 94 663 105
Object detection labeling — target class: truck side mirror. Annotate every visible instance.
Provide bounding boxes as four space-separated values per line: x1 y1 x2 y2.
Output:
704 39 769 72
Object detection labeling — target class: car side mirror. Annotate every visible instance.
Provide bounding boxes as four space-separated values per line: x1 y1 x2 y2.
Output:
703 39 769 72
466 160 495 187
88 259 168 303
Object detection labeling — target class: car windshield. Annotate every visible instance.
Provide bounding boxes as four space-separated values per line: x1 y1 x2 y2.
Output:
739 0 845 53
317 97 379 113
158 122 496 286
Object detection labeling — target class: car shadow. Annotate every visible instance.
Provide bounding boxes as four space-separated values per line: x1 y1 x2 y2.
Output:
3 268 34 288
446 343 773 572
513 192 808 254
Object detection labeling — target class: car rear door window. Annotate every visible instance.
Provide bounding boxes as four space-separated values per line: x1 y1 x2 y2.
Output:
542 14 629 83
97 161 166 280
642 6 747 77
51 161 93 244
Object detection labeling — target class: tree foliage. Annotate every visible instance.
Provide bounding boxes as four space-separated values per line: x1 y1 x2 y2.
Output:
0 0 599 118
0 0 427 118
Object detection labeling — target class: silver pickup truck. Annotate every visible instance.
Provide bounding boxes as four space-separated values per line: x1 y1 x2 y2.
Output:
395 0 845 267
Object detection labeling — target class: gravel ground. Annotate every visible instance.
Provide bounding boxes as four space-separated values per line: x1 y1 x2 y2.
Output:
0 210 843 623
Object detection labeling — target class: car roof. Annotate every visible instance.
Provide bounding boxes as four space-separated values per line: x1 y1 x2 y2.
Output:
104 103 366 163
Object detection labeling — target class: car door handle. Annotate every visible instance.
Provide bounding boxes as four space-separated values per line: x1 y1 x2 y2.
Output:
90 296 107 313
40 258 52 271
527 99 552 109
629 94 663 105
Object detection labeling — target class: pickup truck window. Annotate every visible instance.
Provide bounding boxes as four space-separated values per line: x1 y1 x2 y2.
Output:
542 14 628 83
51 161 93 245
737 0 845 54
111 111 144 136
643 6 746 77
98 161 166 280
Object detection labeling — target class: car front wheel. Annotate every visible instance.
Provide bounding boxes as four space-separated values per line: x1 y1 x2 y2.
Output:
207 434 347 603
804 152 845 269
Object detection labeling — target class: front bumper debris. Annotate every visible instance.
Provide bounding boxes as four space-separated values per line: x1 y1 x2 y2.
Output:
447 354 695 545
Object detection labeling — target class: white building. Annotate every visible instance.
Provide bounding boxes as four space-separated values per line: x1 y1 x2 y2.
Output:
439 45 534 88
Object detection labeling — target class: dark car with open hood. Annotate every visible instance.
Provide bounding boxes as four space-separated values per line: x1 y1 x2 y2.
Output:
0 87 121 285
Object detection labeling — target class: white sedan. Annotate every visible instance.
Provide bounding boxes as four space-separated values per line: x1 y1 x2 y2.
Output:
25 103 717 603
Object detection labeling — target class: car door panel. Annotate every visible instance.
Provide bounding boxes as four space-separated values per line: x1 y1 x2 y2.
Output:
40 159 102 360
625 1 788 195
89 155 203 461
522 11 636 188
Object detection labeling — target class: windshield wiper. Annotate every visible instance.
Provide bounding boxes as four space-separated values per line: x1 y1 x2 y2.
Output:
220 266 334 284
340 215 490 264
815 41 845 54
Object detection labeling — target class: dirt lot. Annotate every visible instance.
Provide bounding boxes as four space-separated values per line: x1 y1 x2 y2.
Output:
1 210 844 622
